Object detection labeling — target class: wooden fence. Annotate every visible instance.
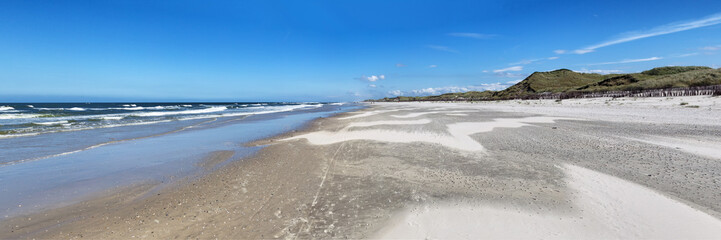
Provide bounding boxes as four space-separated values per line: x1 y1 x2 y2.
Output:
516 84 721 100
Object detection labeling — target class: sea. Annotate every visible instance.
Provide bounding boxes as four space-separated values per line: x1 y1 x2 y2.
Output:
0 102 328 141
0 102 359 219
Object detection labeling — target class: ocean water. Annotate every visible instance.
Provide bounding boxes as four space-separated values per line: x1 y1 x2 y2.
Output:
0 102 359 219
0 102 324 141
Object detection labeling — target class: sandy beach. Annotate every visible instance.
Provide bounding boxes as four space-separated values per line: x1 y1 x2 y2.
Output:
3 96 721 239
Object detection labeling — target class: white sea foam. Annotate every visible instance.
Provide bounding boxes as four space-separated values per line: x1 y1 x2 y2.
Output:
34 120 69 126
1 103 319 140
0 132 40 139
27 105 34 108
0 106 15 111
115 107 145 110
101 116 124 120
180 104 320 120
131 106 228 117
36 107 87 111
0 114 42 119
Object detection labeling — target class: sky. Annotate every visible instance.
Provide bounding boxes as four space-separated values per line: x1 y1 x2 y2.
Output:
1 0 721 102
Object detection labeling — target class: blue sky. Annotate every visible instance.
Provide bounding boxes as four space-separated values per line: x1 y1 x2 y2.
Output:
1 0 721 102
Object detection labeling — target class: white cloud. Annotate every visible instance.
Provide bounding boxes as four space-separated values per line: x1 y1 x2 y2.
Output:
677 52 700 57
426 45 459 53
586 57 663 66
573 49 594 54
573 12 721 54
428 65 438 68
554 50 567 54
509 59 538 65
509 56 559 65
388 81 520 97
447 32 495 39
362 74 385 82
369 84 377 88
576 68 623 74
493 66 523 73
482 70 489 73
396 63 407 67
701 45 721 51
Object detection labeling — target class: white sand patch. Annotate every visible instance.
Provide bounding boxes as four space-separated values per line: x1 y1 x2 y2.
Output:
626 136 721 160
377 164 721 239
374 96 721 126
346 119 432 128
338 108 414 120
391 112 440 118
285 116 571 152
391 110 472 118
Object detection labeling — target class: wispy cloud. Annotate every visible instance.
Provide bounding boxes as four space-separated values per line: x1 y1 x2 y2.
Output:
677 52 700 57
368 84 377 88
576 68 623 74
554 50 567 54
701 45 721 51
493 66 523 73
426 45 459 53
571 12 721 54
358 75 385 82
509 56 558 65
586 57 663 66
388 80 520 97
428 65 438 68
447 32 495 39
509 59 539 65
396 63 407 67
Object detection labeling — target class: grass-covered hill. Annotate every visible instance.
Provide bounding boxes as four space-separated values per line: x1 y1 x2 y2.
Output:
373 66 721 101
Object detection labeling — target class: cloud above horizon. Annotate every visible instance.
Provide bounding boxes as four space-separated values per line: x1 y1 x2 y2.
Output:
586 57 663 66
701 45 721 51
575 68 623 74
447 32 496 39
566 12 721 54
493 66 523 73
426 45 459 53
361 75 385 82
388 80 521 97
509 56 559 65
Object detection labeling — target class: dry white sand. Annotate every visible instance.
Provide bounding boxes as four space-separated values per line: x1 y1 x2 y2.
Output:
345 119 431 128
285 116 573 152
301 99 721 238
379 95 721 126
391 110 472 118
377 164 721 239
625 136 721 160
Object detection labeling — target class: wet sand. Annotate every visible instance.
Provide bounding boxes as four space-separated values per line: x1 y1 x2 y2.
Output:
3 96 721 239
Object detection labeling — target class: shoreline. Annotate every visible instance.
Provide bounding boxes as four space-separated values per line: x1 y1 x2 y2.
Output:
3 96 721 238
0 104 361 222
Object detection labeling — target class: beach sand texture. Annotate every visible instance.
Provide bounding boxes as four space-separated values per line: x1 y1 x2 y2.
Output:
3 96 721 239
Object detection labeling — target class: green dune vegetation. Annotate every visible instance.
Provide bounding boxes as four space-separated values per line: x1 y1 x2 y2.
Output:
373 66 721 102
